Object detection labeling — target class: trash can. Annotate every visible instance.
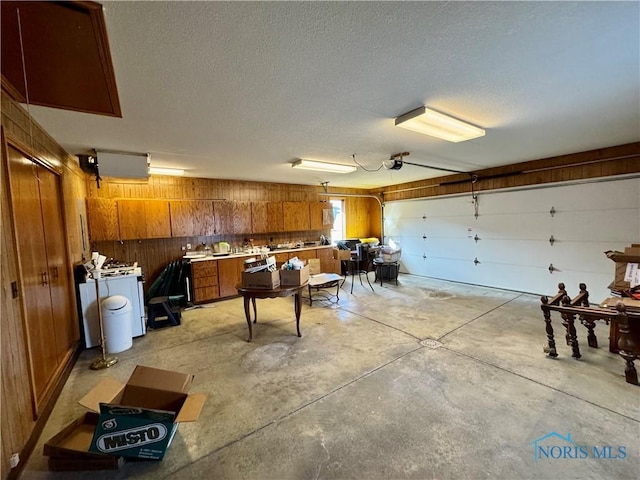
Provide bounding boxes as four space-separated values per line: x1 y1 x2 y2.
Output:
101 295 133 353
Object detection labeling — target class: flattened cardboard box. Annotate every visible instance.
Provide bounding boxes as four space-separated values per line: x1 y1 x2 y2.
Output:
78 365 205 460
43 412 124 471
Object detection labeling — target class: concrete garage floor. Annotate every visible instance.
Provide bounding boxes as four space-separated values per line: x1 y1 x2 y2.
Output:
22 274 639 479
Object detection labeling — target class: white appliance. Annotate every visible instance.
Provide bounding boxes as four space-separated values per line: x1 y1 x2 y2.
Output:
78 273 146 348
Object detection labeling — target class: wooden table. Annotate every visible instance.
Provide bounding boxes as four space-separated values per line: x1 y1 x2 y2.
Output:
236 283 307 342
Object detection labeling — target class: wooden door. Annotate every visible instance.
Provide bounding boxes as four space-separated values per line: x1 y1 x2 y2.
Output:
118 199 146 240
7 146 58 404
310 201 331 230
283 201 310 232
217 257 245 298
251 202 269 234
86 197 119 241
37 165 77 361
267 201 284 232
192 200 215 236
213 201 234 234
233 201 252 234
145 200 171 238
316 247 335 273
1 136 35 466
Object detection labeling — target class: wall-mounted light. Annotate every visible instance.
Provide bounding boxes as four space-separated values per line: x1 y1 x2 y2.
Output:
148 167 185 176
292 159 356 173
395 106 485 142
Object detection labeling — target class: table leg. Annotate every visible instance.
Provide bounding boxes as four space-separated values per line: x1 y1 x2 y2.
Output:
308 284 313 306
335 282 340 302
243 296 253 342
294 291 302 337
252 297 257 324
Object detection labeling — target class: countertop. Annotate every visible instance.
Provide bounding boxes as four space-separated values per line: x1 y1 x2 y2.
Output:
185 244 333 262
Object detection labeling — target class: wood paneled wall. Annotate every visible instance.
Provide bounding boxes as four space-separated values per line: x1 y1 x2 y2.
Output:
87 178 377 288
1 91 86 479
378 143 640 202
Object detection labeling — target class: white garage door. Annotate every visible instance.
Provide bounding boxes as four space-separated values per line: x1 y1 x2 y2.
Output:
383 177 640 302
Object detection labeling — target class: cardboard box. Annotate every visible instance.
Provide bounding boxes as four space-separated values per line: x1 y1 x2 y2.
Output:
333 249 352 261
241 269 280 289
43 412 124 471
78 365 205 460
605 247 640 290
280 264 310 286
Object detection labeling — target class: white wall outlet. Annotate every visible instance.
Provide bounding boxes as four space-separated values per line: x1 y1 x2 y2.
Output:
9 453 19 468
181 246 186 251
186 243 192 250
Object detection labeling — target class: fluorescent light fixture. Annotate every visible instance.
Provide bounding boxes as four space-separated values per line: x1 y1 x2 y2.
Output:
395 106 485 142
148 166 185 176
292 159 356 173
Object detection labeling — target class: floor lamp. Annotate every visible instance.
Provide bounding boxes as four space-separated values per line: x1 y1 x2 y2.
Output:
90 274 118 370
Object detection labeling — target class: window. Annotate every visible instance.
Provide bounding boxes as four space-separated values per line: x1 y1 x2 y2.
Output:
330 199 345 244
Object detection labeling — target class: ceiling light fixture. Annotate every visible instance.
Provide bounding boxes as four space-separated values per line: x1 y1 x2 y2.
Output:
148 166 185 176
292 159 356 174
395 106 485 142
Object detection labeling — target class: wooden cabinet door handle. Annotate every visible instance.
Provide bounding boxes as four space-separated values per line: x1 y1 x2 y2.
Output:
41 272 48 285
52 266 59 279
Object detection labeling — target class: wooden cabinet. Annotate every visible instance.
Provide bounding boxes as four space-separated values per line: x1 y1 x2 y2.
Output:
233 201 252 234
316 247 336 273
267 201 284 232
283 201 310 232
191 260 219 303
118 199 171 240
145 200 172 238
251 202 269 234
214 201 252 235
213 201 233 234
86 197 119 241
310 201 333 230
274 252 290 268
170 200 214 237
7 146 77 410
217 257 246 298
292 248 316 264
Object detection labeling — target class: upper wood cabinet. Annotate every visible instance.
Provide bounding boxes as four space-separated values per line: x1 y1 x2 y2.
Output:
170 200 214 237
251 201 284 233
213 201 233 234
119 199 171 240
86 197 119 241
310 201 333 230
267 201 284 232
145 200 172 238
283 201 310 232
233 201 252 234
251 202 269 233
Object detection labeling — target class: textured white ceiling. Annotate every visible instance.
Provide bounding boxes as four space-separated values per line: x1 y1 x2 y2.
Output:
26 1 640 189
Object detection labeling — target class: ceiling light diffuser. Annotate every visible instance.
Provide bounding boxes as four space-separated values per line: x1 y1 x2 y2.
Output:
148 166 185 176
395 106 485 142
292 159 356 174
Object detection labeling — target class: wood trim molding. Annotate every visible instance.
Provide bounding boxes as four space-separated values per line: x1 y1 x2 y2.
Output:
378 143 640 202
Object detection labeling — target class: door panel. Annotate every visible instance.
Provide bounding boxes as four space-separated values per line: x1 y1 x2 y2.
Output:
7 147 58 403
37 165 77 360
